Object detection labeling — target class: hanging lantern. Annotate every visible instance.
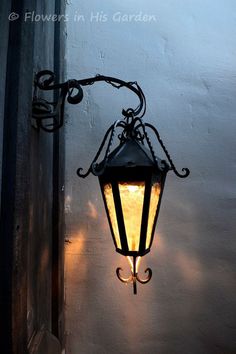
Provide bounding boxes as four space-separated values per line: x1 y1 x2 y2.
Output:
97 135 168 294
77 115 189 294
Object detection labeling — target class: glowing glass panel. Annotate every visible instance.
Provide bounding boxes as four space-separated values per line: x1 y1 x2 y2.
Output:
146 183 161 249
119 182 145 252
103 184 121 249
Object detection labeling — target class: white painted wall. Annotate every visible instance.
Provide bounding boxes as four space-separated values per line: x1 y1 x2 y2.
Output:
65 1 236 353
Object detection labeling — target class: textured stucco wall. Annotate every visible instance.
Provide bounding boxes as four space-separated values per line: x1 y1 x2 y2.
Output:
65 1 236 353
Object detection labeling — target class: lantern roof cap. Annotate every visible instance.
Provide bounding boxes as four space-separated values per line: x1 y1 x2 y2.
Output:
98 138 168 171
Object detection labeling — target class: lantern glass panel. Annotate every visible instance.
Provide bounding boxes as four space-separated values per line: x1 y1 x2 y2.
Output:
118 181 145 252
146 182 161 249
103 183 121 249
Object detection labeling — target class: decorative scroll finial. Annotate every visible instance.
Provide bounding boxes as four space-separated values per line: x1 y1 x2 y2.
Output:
116 257 152 294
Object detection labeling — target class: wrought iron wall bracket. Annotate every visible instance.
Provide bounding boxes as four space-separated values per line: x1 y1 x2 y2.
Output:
32 70 146 132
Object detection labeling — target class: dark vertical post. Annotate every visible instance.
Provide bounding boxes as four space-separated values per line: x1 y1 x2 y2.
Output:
51 0 65 343
0 0 35 352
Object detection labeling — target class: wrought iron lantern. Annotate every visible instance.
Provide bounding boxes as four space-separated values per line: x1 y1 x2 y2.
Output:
33 71 190 294
97 134 168 294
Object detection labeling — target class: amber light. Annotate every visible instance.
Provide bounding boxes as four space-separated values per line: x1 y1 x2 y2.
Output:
103 183 121 249
103 181 161 254
119 182 145 251
104 182 145 252
127 256 141 273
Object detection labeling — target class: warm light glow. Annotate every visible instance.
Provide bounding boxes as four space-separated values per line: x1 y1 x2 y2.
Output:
136 256 141 272
127 185 139 192
103 184 121 249
65 231 86 275
127 256 141 273
103 181 160 253
119 182 145 251
146 183 161 249
87 200 98 219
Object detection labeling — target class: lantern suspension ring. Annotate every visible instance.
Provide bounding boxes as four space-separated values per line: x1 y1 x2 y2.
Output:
32 70 190 294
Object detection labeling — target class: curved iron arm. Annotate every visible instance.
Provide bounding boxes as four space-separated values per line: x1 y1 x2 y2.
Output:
32 70 146 132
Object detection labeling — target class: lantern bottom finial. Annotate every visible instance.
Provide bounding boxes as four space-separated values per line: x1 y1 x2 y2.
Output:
116 256 152 294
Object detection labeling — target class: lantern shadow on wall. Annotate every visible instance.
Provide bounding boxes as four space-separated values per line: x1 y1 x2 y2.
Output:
32 70 190 294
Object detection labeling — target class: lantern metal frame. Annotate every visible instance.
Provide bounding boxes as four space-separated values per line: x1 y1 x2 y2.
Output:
32 70 190 294
95 132 168 294
98 165 166 257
